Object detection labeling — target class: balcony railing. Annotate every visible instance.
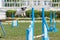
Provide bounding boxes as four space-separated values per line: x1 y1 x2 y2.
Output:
1 1 60 10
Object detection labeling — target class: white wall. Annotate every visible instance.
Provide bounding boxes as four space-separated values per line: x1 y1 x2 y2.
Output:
0 11 6 20
0 0 2 8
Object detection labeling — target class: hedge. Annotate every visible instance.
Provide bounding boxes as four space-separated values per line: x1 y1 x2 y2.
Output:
26 10 41 18
6 10 16 17
6 10 60 18
56 11 60 18
26 10 53 18
26 10 60 18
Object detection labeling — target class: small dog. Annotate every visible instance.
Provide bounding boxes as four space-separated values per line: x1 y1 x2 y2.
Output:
15 7 27 17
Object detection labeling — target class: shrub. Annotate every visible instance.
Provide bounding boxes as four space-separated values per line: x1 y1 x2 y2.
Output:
6 9 60 19
6 10 16 17
26 10 60 18
56 11 60 18
26 10 52 18
34 10 41 18
26 10 31 17
26 10 41 18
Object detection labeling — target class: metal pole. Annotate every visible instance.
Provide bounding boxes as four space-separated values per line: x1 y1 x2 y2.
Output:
0 20 6 36
42 8 45 40
42 8 49 40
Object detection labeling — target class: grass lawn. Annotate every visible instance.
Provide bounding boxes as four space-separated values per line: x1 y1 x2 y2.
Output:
0 22 60 40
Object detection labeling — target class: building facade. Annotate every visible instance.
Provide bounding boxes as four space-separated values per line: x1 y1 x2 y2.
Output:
0 0 60 10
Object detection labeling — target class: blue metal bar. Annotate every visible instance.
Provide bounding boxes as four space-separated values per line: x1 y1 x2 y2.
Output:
16 20 18 27
31 7 34 40
53 11 58 32
26 29 29 40
0 21 6 36
12 13 14 18
42 8 45 40
53 11 56 20
12 12 14 27
12 12 18 27
42 8 49 40
26 7 35 40
32 7 34 21
48 11 54 31
50 11 52 27
44 18 49 30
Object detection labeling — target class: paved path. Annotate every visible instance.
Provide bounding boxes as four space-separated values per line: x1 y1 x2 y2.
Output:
5 20 60 22
1 20 60 24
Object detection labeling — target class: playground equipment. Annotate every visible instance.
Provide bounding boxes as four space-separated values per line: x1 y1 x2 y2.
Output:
49 11 57 32
12 7 27 27
26 7 58 40
12 20 18 27
0 21 6 36
0 10 6 36
12 13 18 27
26 7 35 40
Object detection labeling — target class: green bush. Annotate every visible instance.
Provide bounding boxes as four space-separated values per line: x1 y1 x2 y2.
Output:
6 9 60 19
44 11 50 17
26 10 31 17
26 10 60 18
26 10 41 18
34 10 41 17
6 10 16 17
56 11 60 18
26 10 51 18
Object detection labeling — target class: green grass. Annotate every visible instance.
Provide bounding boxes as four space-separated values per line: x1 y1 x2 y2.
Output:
0 22 60 40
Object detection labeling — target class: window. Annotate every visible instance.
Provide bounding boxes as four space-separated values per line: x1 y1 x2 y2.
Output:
7 0 10 2
3 0 30 7
15 3 20 7
3 0 21 7
38 1 40 5
9 3 14 7
5 3 8 7
34 1 36 5
34 0 40 6
44 1 46 5
52 0 59 7
26 1 29 6
4 0 6 2
22 0 30 6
